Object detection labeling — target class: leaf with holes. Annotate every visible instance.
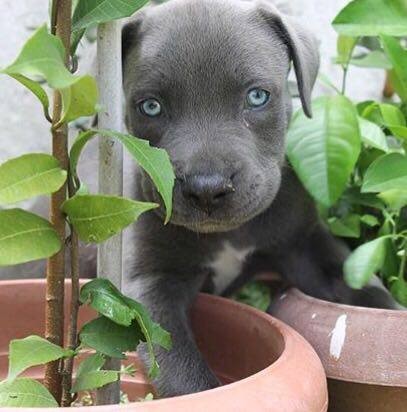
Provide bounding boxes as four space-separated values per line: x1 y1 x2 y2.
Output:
0 154 66 205
0 209 61 267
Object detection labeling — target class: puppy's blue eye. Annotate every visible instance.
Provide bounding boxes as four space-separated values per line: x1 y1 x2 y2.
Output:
140 98 162 117
246 88 270 108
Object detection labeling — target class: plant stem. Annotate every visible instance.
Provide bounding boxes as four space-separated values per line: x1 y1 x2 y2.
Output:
44 0 72 405
61 229 80 406
96 20 124 406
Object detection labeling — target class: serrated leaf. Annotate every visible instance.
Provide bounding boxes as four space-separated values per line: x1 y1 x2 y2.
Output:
62 194 157 243
358 117 389 152
0 154 67 205
72 0 150 32
0 378 58 408
287 95 361 207
362 153 407 193
8 335 72 381
333 0 407 36
70 129 175 223
0 209 61 266
381 35 407 102
8 74 51 119
60 75 99 124
328 214 361 238
72 370 119 393
79 316 142 359
344 237 388 289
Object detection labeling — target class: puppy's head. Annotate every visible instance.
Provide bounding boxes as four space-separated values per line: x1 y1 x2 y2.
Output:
123 0 319 233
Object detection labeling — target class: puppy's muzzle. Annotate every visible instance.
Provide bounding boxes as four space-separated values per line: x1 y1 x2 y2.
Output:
181 173 235 214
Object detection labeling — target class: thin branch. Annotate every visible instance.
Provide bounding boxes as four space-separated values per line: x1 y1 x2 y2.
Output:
44 0 72 404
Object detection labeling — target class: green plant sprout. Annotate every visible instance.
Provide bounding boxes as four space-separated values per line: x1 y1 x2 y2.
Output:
0 0 174 407
287 0 407 306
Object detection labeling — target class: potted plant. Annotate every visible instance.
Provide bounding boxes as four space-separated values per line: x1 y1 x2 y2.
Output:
271 0 407 410
0 0 328 410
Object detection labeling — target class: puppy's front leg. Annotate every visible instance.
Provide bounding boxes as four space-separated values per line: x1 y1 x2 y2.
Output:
126 272 220 397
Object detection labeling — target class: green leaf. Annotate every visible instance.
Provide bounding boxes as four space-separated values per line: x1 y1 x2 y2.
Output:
390 278 407 307
362 153 407 193
349 50 392 70
72 370 118 393
286 95 361 207
0 209 61 267
1 25 75 90
360 214 380 227
344 237 388 289
232 281 271 311
8 74 51 120
70 130 175 223
1 25 99 123
60 75 99 124
72 0 150 32
72 353 119 393
62 194 157 243
380 103 406 128
381 35 407 102
328 214 361 238
79 316 143 359
80 278 136 326
0 378 58 408
0 154 67 205
336 35 357 66
79 279 172 378
8 335 72 382
76 353 106 376
122 296 172 378
358 117 389 152
378 189 407 210
333 0 407 36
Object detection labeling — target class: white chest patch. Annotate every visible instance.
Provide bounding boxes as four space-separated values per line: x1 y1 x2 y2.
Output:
208 242 255 294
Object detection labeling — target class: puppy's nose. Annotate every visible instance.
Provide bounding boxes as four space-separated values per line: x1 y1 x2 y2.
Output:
181 174 235 212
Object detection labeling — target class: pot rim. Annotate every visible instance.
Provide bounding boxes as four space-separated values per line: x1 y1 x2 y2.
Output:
288 288 407 317
275 288 407 387
0 279 328 411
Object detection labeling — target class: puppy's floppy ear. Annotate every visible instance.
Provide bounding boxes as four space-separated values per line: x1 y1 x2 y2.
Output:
122 18 142 65
256 2 320 117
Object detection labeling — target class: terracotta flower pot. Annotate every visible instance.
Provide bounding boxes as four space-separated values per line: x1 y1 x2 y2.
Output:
270 288 407 412
0 279 327 411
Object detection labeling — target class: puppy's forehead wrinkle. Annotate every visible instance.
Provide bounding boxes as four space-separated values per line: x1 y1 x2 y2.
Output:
129 0 289 97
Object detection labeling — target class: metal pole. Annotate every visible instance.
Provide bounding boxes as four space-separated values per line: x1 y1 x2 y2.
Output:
96 20 123 405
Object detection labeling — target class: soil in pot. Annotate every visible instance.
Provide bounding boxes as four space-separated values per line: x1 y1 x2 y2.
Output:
0 279 328 411
270 288 407 412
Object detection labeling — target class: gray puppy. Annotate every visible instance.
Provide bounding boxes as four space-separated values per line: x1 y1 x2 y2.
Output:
120 0 395 397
